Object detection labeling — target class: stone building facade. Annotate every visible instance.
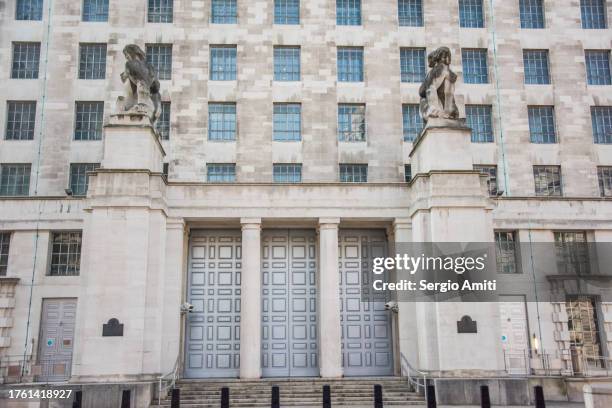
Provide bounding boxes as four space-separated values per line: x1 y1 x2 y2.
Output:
0 0 612 402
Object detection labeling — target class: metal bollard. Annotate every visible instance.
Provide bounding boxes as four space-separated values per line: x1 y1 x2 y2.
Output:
426 384 437 408
480 385 490 408
72 390 82 408
271 385 280 408
374 384 383 408
121 390 131 408
534 385 546 408
322 384 331 408
171 388 180 408
221 387 229 408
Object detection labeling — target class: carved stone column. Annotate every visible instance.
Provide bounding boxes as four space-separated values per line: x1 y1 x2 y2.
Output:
318 218 343 378
240 218 262 379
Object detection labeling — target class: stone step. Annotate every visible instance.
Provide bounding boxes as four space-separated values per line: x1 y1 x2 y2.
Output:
151 378 425 407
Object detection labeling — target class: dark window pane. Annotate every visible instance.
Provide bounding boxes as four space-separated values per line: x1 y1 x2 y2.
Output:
6 101 36 140
339 164 368 182
207 164 236 183
338 104 366 142
208 103 237 141
0 164 31 196
11 42 40 79
274 103 301 141
533 165 562 196
400 48 426 83
75 102 104 141
273 164 302 183
148 0 173 23
79 43 107 79
83 0 109 22
466 105 493 143
275 0 300 24
528 106 556 143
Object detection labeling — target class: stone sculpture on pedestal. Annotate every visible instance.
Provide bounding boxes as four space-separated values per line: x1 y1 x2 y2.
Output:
419 46 462 127
116 44 162 126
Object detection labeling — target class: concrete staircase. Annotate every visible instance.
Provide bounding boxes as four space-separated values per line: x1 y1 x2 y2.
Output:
151 377 426 407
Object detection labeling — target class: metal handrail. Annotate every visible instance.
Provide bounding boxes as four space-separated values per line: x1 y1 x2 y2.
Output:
157 356 180 405
399 352 427 394
582 355 612 377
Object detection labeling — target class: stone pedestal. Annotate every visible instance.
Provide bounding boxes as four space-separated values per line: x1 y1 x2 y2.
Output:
103 113 165 173
72 114 170 381
408 125 504 374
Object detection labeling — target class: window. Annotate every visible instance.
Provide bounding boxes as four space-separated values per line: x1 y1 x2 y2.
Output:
555 232 589 274
16 0 43 20
466 105 493 143
273 164 302 183
402 104 423 142
79 43 107 79
83 0 109 22
157 102 171 140
338 104 366 142
163 163 169 180
0 233 9 276
495 231 519 274
211 0 237 24
49 231 82 276
523 50 550 84
398 0 423 27
585 50 611 85
210 46 237 80
69 163 100 196
519 0 544 29
474 165 498 196
528 106 556 143
208 103 236 141
273 103 301 141
581 0 607 29
462 49 488 84
598 167 612 197
337 0 361 25
400 48 426 83
567 297 603 360
148 0 173 23
404 164 412 182
207 164 236 183
11 42 40 79
533 165 562 196
274 46 300 81
6 101 36 140
459 0 484 28
337 47 364 82
340 164 367 182
75 102 104 141
591 106 612 144
0 164 31 196
275 0 299 24
146 44 172 80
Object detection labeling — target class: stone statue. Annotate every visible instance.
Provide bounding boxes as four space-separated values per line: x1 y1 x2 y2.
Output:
419 47 460 124
116 44 161 126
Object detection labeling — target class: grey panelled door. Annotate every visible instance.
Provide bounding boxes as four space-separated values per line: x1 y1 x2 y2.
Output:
262 230 318 377
339 230 394 376
37 298 77 382
185 231 241 378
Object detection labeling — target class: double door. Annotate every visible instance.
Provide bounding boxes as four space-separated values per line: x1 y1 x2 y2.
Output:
261 230 318 377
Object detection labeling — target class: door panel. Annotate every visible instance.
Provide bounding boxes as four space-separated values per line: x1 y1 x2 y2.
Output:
499 295 530 374
37 298 77 382
185 230 241 378
262 230 318 377
339 230 394 376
